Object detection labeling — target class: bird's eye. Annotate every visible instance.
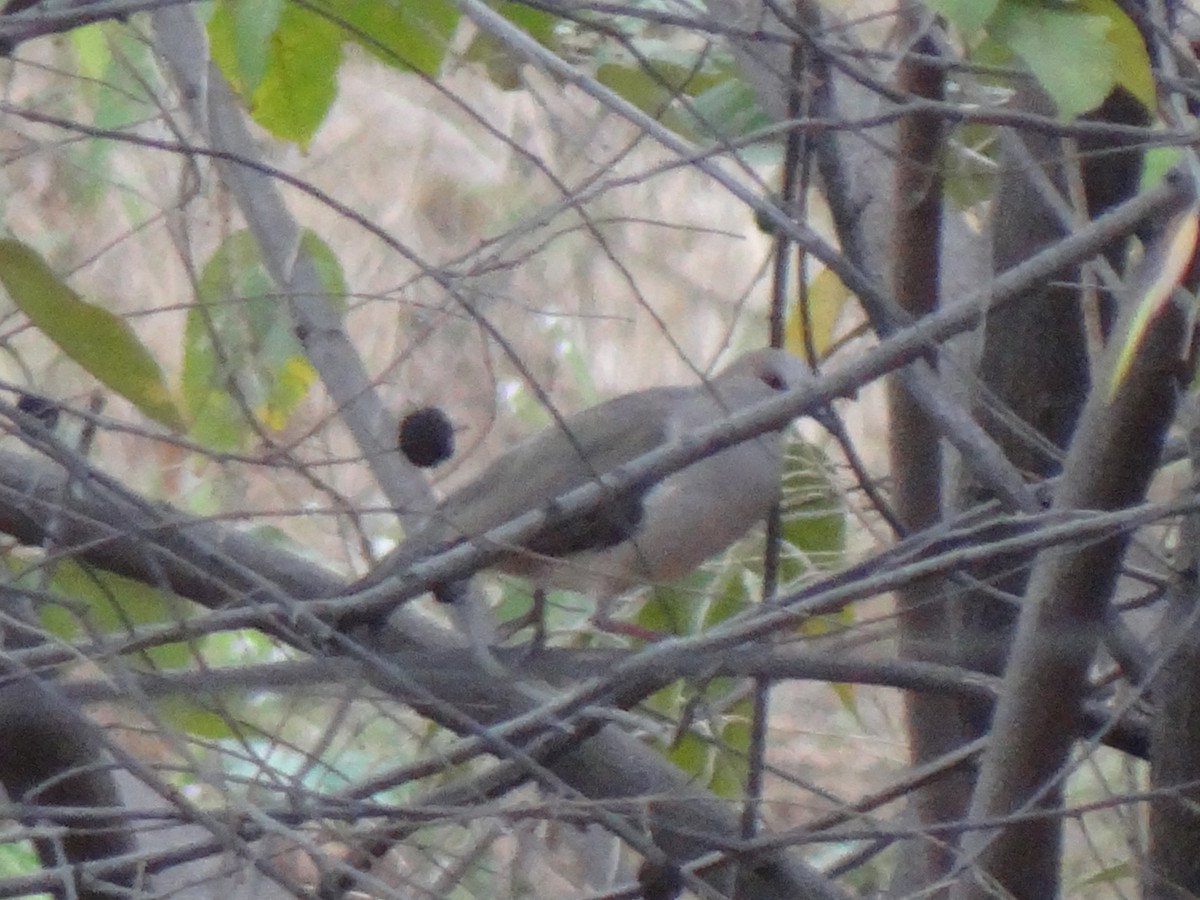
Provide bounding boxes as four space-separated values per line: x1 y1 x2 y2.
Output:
761 371 787 391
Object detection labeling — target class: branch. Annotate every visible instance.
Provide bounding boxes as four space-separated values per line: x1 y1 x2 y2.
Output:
954 202 1200 899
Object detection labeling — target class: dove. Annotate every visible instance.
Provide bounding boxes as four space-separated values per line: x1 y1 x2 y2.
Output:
349 347 813 631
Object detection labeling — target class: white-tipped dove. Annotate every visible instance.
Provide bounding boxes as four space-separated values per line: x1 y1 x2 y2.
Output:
349 348 813 628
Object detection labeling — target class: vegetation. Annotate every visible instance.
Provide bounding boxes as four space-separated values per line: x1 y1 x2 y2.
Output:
0 0 1196 897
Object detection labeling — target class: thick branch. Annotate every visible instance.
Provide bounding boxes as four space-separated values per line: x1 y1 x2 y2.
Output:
954 208 1199 900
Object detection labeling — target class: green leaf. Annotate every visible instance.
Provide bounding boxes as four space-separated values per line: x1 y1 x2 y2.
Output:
0 240 185 430
249 3 342 147
1076 860 1133 887
711 713 751 797
778 441 846 578
991 1 1110 119
208 0 285 95
829 680 859 715
945 122 999 209
70 22 110 82
65 25 157 208
663 76 775 150
0 840 39 882
664 730 713 782
491 581 536 630
636 571 715 636
1096 0 1155 109
700 567 757 630
91 29 155 133
466 38 523 90
201 627 278 666
596 62 675 118
1142 146 1183 191
655 692 751 796
495 1 557 47
927 0 1001 37
32 562 195 671
989 0 1152 119
594 46 769 148
644 680 686 720
598 51 730 109
156 695 239 740
183 230 332 450
784 267 852 363
326 0 459 75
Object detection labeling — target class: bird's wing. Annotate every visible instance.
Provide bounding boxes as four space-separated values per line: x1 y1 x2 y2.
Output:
431 386 688 544
346 352 802 601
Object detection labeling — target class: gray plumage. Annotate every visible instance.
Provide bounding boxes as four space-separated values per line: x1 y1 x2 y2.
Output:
352 348 811 615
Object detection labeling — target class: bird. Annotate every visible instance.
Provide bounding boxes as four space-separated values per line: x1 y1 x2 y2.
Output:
347 347 813 634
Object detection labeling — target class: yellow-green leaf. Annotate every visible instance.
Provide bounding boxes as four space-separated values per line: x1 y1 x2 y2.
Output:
69 22 110 82
1142 146 1184 191
1109 207 1199 397
664 729 714 782
156 694 239 740
332 0 460 75
208 0 285 96
829 680 858 715
249 3 342 148
785 267 850 364
1077 860 1133 887
780 441 846 572
32 561 195 671
1088 0 1155 110
183 229 330 450
636 573 714 636
990 0 1153 119
711 715 751 797
0 240 185 430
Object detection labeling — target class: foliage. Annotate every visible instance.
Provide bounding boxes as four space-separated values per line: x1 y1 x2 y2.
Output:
0 240 184 430
0 0 1195 897
932 0 1154 118
182 229 336 450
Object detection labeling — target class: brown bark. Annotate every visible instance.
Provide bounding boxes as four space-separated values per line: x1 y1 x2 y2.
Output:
1146 241 1200 900
888 26 973 891
955 208 1196 900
